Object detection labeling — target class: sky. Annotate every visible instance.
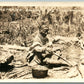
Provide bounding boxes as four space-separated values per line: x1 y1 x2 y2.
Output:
0 0 84 1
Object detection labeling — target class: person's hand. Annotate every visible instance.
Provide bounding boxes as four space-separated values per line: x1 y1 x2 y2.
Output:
46 47 51 51
41 47 46 52
46 42 53 48
46 47 53 54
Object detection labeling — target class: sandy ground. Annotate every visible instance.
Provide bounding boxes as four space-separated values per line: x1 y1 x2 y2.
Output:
0 36 84 80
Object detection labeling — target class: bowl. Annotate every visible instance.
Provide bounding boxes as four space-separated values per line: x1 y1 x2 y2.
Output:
32 65 48 78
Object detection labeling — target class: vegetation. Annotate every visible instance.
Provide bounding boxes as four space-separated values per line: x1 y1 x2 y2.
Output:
0 6 84 46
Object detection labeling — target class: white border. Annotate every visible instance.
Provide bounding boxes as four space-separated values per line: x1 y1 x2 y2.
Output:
0 1 84 82
0 2 83 7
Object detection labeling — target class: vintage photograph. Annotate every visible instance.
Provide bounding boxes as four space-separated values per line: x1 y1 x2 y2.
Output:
0 2 84 80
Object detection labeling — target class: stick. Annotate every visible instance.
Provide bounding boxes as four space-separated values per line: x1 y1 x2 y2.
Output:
53 52 73 67
76 65 83 78
15 64 28 68
17 72 31 78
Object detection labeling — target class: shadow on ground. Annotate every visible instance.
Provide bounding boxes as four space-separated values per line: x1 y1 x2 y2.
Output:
0 63 14 72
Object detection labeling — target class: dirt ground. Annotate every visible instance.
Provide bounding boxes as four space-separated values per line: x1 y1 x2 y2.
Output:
0 36 84 79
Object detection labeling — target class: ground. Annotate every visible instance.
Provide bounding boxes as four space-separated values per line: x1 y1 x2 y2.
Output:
0 36 84 80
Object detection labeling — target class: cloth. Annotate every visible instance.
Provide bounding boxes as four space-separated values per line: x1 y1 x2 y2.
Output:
27 31 62 66
27 31 51 66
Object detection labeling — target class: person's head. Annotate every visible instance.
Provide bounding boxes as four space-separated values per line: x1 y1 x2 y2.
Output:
39 24 49 37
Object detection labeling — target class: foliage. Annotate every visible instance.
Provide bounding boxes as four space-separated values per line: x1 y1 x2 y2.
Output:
0 6 84 46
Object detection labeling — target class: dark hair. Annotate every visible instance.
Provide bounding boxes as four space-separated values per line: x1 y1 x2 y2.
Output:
39 24 49 32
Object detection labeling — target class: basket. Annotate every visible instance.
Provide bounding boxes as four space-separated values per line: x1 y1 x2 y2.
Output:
32 65 48 78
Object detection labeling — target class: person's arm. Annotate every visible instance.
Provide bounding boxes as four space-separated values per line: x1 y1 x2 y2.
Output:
34 46 46 53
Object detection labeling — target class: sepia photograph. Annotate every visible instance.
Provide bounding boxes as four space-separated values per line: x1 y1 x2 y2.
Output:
0 2 84 81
